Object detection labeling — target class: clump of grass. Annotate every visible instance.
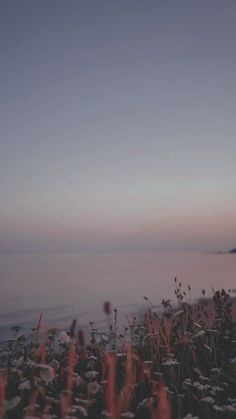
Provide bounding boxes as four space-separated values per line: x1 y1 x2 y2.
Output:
0 283 235 418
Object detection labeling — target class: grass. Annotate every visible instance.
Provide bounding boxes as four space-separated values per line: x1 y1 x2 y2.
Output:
0 282 236 418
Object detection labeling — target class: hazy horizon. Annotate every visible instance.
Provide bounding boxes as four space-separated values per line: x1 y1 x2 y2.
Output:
1 0 236 254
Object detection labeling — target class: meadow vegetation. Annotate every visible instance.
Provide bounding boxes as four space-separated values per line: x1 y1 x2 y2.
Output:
0 281 236 418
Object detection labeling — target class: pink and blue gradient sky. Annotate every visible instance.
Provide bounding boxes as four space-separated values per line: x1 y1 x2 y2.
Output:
0 0 236 253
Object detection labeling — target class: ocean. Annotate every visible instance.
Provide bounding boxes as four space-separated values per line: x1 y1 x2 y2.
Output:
0 251 235 339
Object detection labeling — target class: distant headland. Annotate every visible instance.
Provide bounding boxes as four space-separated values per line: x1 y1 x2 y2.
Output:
209 247 236 255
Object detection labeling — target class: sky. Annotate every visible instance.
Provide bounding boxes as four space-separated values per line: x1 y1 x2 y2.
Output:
0 0 236 253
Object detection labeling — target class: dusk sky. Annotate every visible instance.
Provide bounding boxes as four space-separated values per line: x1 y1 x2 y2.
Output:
0 0 236 253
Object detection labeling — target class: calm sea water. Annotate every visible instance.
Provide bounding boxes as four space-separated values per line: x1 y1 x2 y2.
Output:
0 252 235 339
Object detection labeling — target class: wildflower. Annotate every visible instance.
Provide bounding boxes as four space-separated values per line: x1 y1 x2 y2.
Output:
69 318 77 338
167 352 175 358
193 322 202 328
73 373 83 387
208 329 219 335
47 327 59 335
192 381 210 391
144 360 152 366
204 343 212 352
101 410 112 417
213 405 224 412
18 379 31 390
15 333 26 343
101 333 109 342
211 385 223 393
224 405 236 413
211 368 221 373
167 389 175 396
173 310 184 319
51 359 60 370
116 352 126 358
5 396 21 411
100 379 108 386
69 404 88 417
195 330 205 337
70 405 79 415
227 397 236 404
85 370 98 379
58 331 71 345
153 372 163 378
88 355 97 361
183 379 192 390
162 359 179 366
87 359 96 369
39 365 54 384
199 376 211 383
120 412 135 418
103 301 111 315
77 405 88 417
78 330 85 346
138 397 153 408
15 356 24 367
87 381 100 395
201 396 215 404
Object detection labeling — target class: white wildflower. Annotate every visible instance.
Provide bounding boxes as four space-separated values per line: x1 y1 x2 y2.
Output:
85 370 98 379
195 330 205 337
162 359 179 366
120 412 135 418
88 355 97 360
5 396 21 411
227 397 236 404
211 386 223 392
144 360 152 365
18 379 31 390
153 372 163 377
39 365 54 384
116 352 126 358
209 329 219 334
77 406 88 417
183 379 192 389
211 368 221 373
201 396 214 404
192 381 210 391
73 373 83 387
15 356 24 367
213 405 224 412
69 405 88 417
101 411 112 417
58 331 71 345
224 405 236 413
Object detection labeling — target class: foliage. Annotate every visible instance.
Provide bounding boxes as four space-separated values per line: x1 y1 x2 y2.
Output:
0 284 235 418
